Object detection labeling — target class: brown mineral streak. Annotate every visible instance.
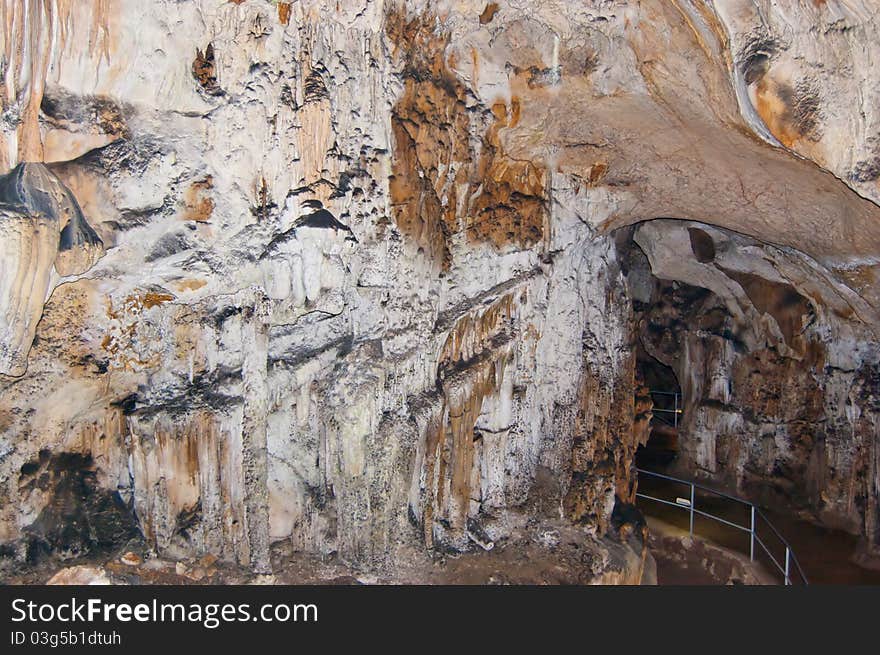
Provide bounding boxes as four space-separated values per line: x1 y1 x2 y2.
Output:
277 2 291 25
193 43 221 95
141 292 174 308
183 176 215 222
564 349 639 529
419 294 516 540
753 78 808 150
669 0 727 60
479 3 499 25
439 293 514 370
101 292 175 370
125 412 244 558
387 9 547 272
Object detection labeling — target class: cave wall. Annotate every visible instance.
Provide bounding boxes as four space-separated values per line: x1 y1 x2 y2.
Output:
0 0 879 572
0 0 645 571
630 220 880 553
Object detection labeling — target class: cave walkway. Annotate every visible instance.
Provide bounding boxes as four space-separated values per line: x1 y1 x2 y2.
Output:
635 468 808 585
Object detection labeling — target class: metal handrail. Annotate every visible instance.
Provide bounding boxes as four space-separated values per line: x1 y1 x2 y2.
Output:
648 390 682 428
635 467 808 585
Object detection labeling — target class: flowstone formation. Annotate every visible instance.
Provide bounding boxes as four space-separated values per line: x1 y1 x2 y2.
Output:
0 163 104 376
0 0 879 582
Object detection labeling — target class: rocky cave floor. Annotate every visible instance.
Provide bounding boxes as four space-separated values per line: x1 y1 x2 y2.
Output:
646 517 772 585
635 473 880 585
6 514 878 586
0 516 648 586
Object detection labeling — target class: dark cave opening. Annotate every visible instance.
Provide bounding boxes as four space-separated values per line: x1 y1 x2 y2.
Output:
635 351 681 470
615 224 685 472
614 218 880 582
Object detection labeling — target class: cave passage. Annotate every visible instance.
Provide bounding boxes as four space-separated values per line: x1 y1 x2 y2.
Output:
617 218 880 584
636 354 681 471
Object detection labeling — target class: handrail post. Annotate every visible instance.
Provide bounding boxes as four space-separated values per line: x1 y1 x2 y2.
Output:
749 505 755 561
784 547 790 586
635 467 806 584
689 483 695 535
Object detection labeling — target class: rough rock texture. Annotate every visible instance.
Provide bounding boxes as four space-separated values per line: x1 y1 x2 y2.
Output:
0 0 879 579
0 162 104 375
627 219 880 553
46 565 113 585
646 517 772 585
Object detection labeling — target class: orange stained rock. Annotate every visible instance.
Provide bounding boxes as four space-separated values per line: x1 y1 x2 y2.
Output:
753 77 821 152
182 177 215 222
388 12 547 270
0 0 114 166
439 293 515 370
418 294 521 544
424 357 510 542
589 162 608 185
173 279 208 293
277 2 292 25
192 43 221 95
102 291 175 370
140 292 174 309
479 3 499 25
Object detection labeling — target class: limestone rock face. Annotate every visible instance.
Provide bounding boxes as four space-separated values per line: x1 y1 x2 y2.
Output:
0 0 879 577
0 205 57 377
46 565 114 585
0 163 104 375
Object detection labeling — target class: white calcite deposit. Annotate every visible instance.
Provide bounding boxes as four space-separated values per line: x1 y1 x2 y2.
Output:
0 1 879 579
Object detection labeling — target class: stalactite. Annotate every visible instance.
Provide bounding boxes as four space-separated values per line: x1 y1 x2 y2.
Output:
0 0 112 168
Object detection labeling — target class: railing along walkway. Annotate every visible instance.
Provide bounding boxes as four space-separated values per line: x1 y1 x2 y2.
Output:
636 468 808 585
648 390 682 428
